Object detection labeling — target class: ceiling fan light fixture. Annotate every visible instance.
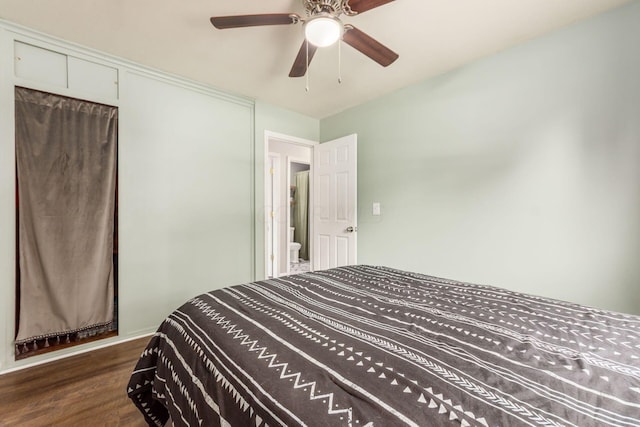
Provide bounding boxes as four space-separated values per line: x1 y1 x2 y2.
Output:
304 15 343 47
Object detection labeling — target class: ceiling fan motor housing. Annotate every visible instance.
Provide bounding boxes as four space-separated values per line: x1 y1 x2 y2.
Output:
304 0 356 17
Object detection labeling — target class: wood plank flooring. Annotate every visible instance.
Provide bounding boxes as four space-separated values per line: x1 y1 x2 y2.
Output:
0 336 151 426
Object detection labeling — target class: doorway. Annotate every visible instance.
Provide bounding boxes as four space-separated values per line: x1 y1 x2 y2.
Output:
265 132 315 278
289 160 311 274
263 132 358 279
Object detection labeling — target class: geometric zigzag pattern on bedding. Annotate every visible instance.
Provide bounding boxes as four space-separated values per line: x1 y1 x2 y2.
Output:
128 265 640 426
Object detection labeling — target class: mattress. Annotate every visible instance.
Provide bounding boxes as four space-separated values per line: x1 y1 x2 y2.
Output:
128 265 640 426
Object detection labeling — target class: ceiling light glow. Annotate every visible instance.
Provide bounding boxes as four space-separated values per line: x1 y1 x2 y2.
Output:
305 16 343 47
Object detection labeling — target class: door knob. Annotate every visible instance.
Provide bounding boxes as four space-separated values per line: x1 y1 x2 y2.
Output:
346 226 357 233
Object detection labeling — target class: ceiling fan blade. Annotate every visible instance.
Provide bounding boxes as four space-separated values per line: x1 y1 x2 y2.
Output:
347 0 395 14
342 25 398 67
289 40 318 77
210 14 300 29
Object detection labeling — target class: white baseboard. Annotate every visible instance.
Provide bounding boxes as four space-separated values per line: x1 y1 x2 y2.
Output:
0 331 154 376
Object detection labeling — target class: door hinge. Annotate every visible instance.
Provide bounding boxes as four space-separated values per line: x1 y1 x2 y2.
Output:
269 167 275 175
270 211 276 218
270 254 275 261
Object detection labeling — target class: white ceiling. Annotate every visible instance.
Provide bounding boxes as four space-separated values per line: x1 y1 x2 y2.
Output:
0 0 630 118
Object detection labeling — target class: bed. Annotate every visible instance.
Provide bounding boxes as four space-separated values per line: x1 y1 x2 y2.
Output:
128 265 640 426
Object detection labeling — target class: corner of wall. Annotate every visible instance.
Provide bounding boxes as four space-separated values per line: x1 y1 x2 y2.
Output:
0 26 16 373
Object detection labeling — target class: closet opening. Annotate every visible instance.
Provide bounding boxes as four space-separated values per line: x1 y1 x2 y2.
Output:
14 87 118 360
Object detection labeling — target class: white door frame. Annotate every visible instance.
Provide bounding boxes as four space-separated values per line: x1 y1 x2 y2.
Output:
266 154 280 278
263 131 317 279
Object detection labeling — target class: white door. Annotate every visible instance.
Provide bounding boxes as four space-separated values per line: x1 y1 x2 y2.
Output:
313 134 357 270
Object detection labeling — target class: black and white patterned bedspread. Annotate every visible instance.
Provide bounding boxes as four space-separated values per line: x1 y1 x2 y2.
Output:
128 265 640 427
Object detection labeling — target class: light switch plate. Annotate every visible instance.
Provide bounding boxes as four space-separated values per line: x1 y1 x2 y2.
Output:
372 202 381 216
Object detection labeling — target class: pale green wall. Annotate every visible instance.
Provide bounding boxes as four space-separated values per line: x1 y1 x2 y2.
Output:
320 2 640 314
254 101 319 279
117 71 254 336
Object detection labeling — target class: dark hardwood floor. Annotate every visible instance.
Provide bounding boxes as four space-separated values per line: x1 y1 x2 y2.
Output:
0 336 151 426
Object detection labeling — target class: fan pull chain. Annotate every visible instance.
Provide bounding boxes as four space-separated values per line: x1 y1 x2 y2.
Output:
305 40 310 92
338 40 342 84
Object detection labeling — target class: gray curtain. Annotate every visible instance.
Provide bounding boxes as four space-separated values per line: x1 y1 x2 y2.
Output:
15 87 117 350
294 171 309 260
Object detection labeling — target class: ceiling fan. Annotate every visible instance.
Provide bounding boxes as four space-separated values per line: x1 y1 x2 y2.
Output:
210 0 399 78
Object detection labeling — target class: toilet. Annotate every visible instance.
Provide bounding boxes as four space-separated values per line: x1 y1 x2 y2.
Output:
289 227 301 263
